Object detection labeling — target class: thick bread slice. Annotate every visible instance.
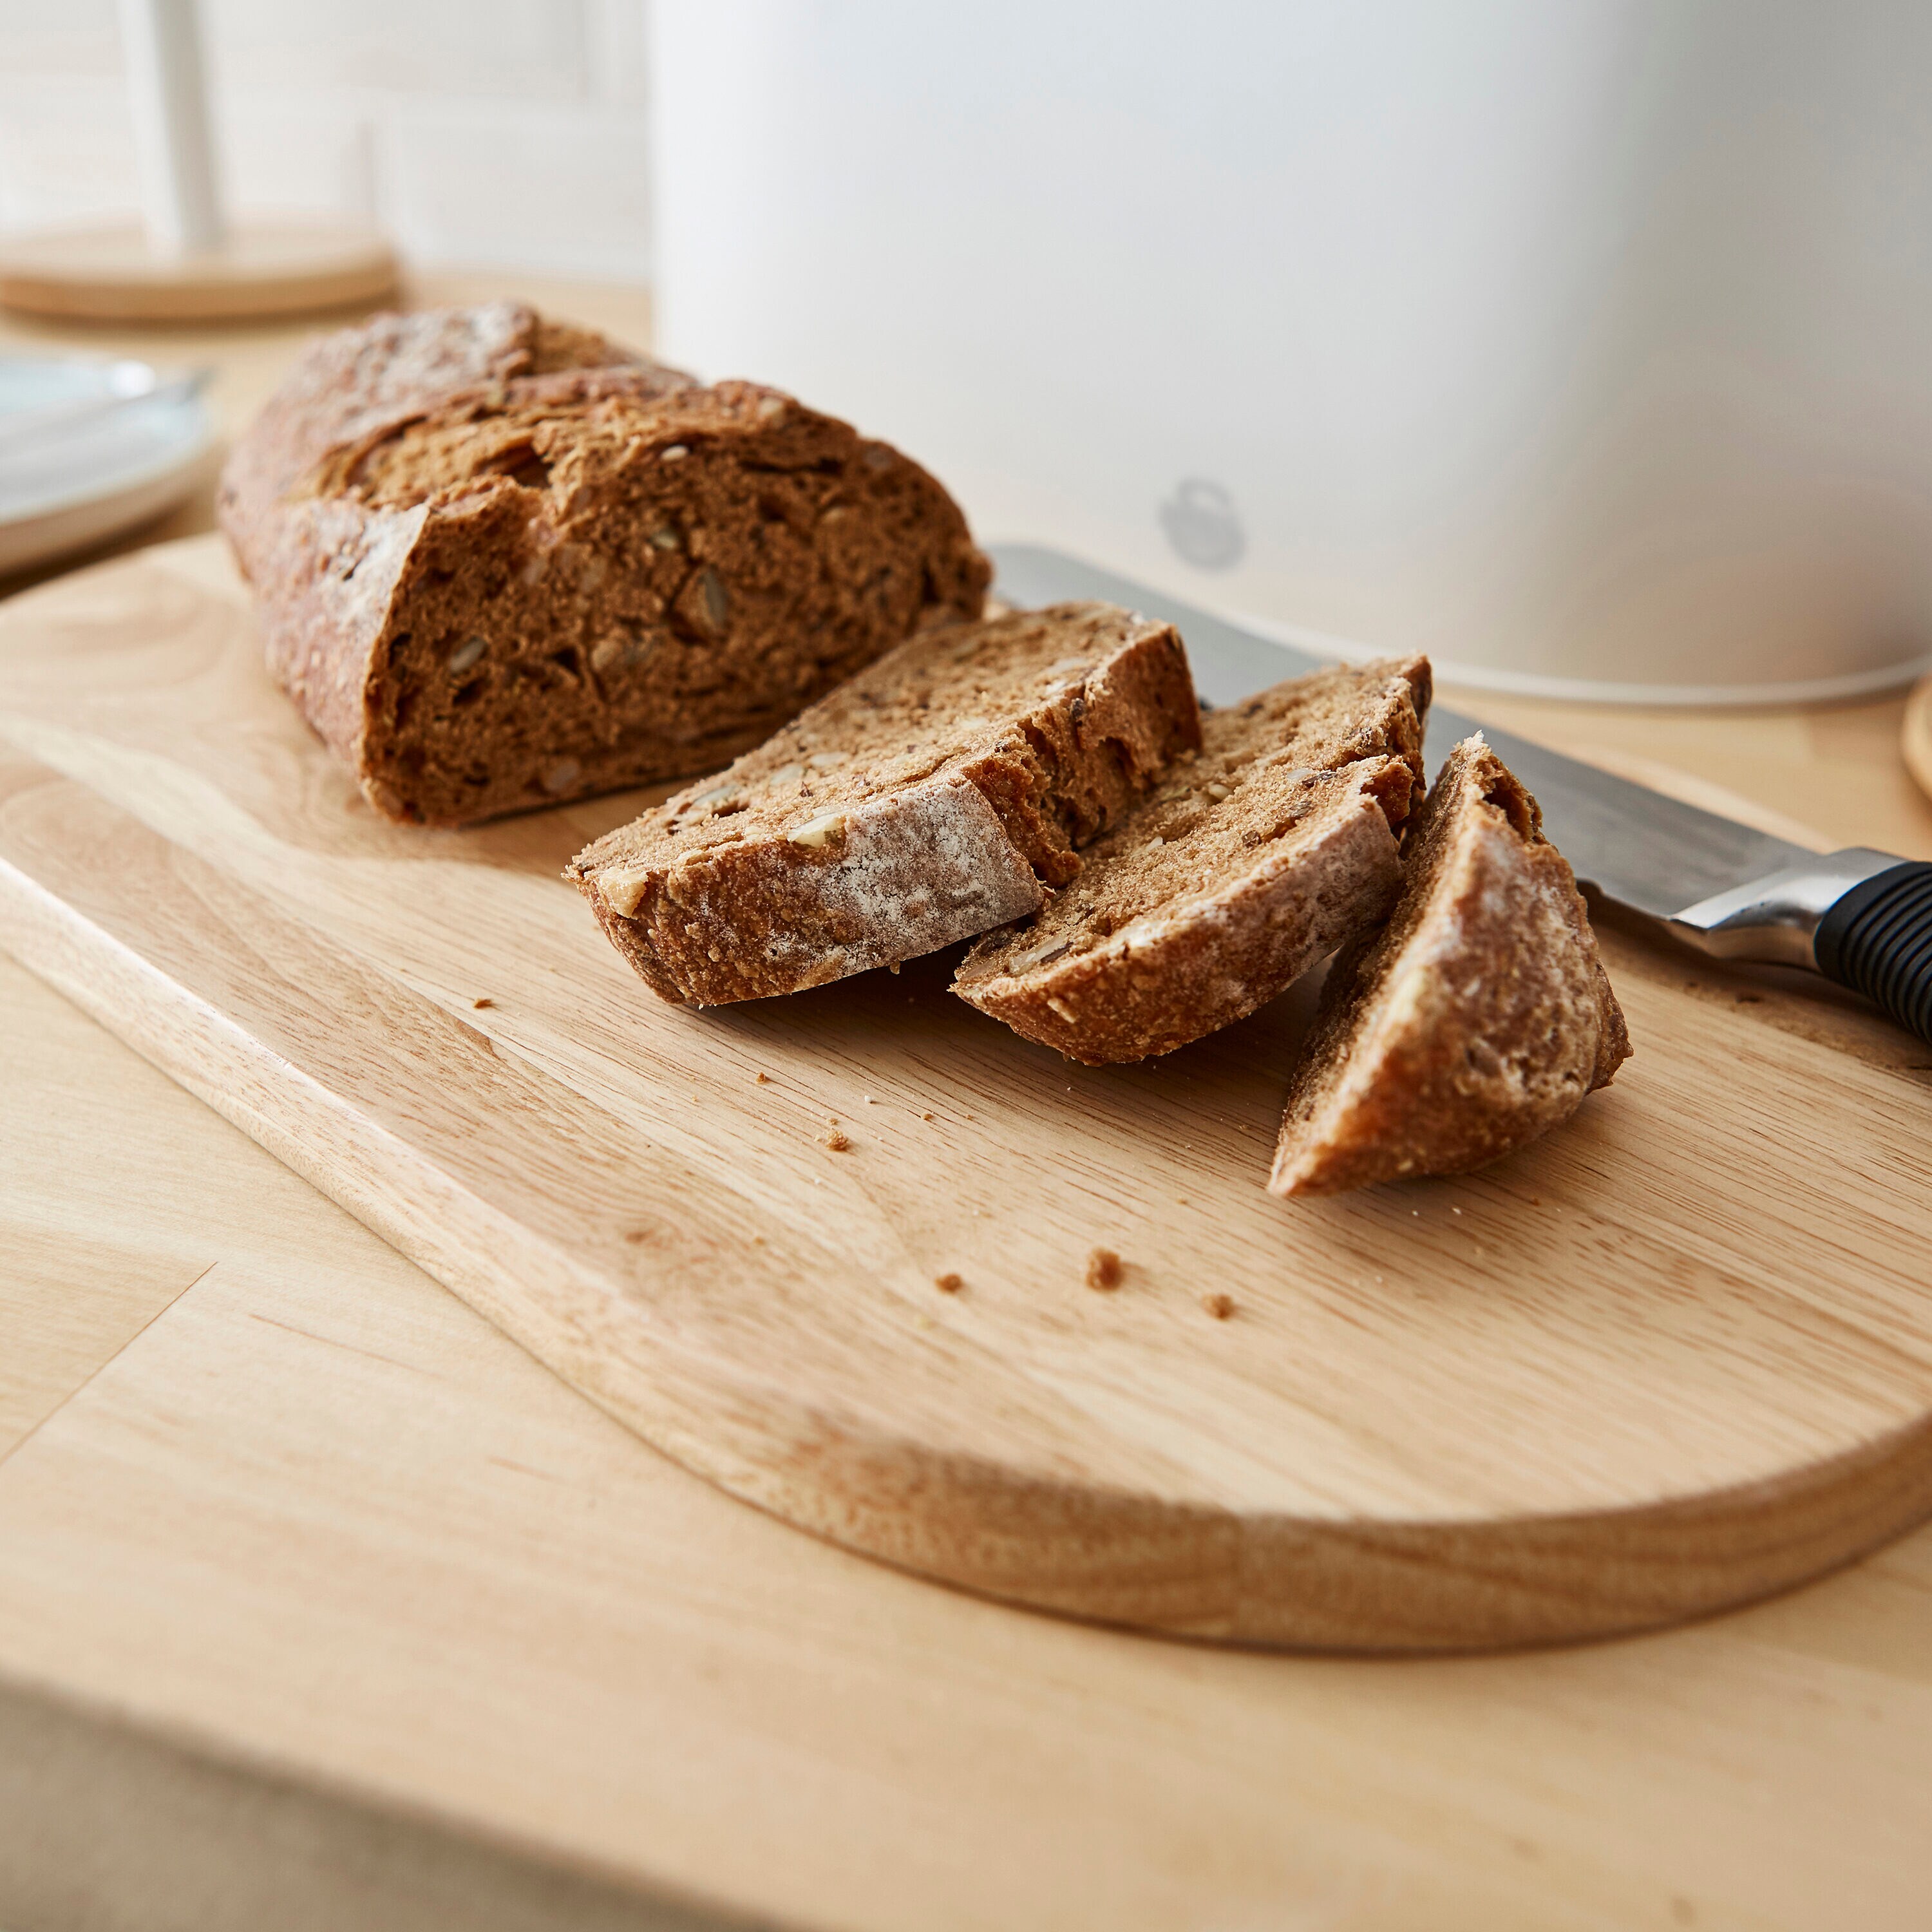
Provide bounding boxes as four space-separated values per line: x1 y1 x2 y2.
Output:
566 602 1201 1005
1270 734 1631 1197
219 304 990 826
952 658 1432 1063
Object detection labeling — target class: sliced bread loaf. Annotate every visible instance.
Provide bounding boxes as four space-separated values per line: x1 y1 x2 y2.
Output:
566 602 1200 1005
952 658 1431 1063
220 304 990 826
1270 734 1631 1197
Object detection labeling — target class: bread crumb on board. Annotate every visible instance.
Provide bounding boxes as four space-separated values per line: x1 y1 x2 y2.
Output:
934 1272 963 1293
821 1122 852 1152
1202 1293 1236 1321
471 996 494 1009
1085 1247 1124 1292
755 1071 770 1084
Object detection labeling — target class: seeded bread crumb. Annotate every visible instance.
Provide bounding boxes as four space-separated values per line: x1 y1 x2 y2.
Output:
954 658 1430 1063
1085 1247 1124 1291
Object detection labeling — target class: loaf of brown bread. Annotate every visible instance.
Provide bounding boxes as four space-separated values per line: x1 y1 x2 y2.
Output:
1270 734 1630 1196
219 303 990 826
952 658 1430 1063
567 603 1200 1005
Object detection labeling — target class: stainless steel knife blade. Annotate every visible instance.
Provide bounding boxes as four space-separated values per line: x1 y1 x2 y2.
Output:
990 543 1814 925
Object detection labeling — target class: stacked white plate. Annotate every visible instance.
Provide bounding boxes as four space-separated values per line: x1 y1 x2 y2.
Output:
0 354 215 576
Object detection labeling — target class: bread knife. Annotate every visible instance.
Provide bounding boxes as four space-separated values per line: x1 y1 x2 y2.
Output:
991 544 1932 1046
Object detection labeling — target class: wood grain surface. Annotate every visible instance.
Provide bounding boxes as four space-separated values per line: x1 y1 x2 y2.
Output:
10 942 1932 1932
1904 672 1932 806
4 536 1932 1652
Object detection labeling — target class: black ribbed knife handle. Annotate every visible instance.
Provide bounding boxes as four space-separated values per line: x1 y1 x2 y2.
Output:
1814 862 1932 1045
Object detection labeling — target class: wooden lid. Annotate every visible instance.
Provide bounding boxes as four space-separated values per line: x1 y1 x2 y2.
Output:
0 219 399 325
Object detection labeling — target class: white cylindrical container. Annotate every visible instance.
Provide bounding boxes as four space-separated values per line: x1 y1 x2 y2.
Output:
649 0 1932 701
118 0 226 258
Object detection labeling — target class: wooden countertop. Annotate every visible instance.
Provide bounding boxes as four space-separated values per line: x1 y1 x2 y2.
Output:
5 278 1932 1932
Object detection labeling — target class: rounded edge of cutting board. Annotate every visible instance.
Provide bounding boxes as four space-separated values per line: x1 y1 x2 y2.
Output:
8 536 1932 1655
1904 673 1932 807
659 1392 1932 1654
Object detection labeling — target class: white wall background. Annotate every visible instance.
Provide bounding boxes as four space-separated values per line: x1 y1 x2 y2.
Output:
0 0 652 280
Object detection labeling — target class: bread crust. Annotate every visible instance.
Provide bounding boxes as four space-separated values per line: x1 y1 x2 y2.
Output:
589 771 1044 1002
1270 735 1631 1196
567 603 1201 1006
954 658 1431 1063
218 303 646 565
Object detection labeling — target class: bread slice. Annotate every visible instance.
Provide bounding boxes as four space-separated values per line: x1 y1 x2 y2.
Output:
219 303 990 827
1270 734 1631 1197
566 602 1201 1005
952 658 1431 1063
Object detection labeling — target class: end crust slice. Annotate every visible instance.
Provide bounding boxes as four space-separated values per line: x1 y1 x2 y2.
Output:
567 602 1201 1005
1269 734 1631 1197
952 658 1432 1063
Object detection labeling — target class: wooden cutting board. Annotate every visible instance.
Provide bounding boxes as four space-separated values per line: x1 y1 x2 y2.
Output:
5 536 1932 1653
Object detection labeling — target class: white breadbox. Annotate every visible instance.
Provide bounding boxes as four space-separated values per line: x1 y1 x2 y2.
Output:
649 0 1932 702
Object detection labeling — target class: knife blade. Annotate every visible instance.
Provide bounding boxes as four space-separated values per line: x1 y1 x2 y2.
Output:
990 543 1932 1043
